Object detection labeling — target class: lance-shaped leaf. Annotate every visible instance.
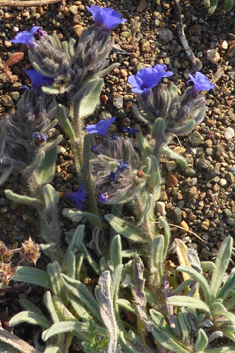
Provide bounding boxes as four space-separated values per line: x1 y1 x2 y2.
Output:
110 234 122 269
12 266 51 289
35 145 57 185
99 270 118 353
62 208 101 228
62 224 85 270
61 274 101 322
0 325 39 353
206 345 235 353
217 271 235 301
195 328 208 352
177 266 210 304
167 296 210 313
161 146 187 171
159 216 171 260
42 321 92 343
57 104 75 139
151 235 164 284
5 189 43 208
132 105 150 125
135 124 153 158
131 254 148 325
210 236 232 302
104 214 148 243
9 311 51 329
73 78 104 121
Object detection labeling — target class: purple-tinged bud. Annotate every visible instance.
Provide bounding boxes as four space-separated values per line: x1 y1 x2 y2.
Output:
32 132 48 142
123 127 140 137
91 145 98 154
99 192 109 202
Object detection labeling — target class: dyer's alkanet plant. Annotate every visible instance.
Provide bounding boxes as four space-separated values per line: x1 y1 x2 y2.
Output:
1 5 234 353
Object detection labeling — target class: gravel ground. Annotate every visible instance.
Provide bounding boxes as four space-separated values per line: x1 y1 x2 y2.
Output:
0 0 235 347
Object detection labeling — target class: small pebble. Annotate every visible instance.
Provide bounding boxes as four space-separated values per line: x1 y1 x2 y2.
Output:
224 127 234 140
113 94 123 109
207 49 220 64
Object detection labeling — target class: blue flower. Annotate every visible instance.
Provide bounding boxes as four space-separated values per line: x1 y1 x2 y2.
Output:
86 117 116 137
123 127 140 137
86 6 126 30
11 26 40 49
65 183 86 210
110 159 129 181
188 72 215 92
32 132 48 142
23 69 54 88
128 64 173 94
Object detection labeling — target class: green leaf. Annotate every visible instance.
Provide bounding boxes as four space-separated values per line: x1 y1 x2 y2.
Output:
0 325 38 353
62 208 101 228
167 296 210 313
201 261 216 272
5 189 43 208
67 291 91 321
57 104 75 139
161 147 187 171
47 262 64 299
206 345 235 353
224 0 235 11
104 214 148 243
36 145 57 185
217 272 235 301
42 184 59 213
208 0 218 15
177 266 211 304
135 125 153 158
42 321 90 343
151 235 164 283
9 311 51 329
44 291 60 324
12 266 51 289
116 299 137 314
195 329 208 352
159 216 171 259
172 279 195 296
110 234 122 269
210 236 233 302
61 274 102 322
74 78 104 120
19 299 46 317
52 295 77 322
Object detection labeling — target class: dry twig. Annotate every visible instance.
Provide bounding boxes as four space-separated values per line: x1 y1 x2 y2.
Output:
173 0 202 71
0 0 65 7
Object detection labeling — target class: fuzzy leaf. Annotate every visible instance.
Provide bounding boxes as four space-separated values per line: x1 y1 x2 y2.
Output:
217 272 235 301
104 214 148 243
36 145 57 185
159 216 171 259
9 311 50 329
4 189 43 208
224 0 235 11
19 299 45 317
177 266 210 304
161 146 187 171
195 329 208 352
99 271 118 353
61 274 101 322
167 296 210 313
0 325 38 353
110 234 122 269
12 266 51 289
62 208 101 228
42 321 91 343
116 299 137 314
73 78 103 120
57 104 75 139
210 236 232 302
206 345 235 353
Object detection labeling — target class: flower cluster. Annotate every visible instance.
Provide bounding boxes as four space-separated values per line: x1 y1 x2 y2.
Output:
0 88 57 184
90 135 146 204
128 66 215 142
11 7 126 95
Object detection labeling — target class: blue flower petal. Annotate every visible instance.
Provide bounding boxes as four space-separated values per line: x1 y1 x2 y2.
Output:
65 183 86 210
11 26 40 49
86 6 126 30
86 117 116 137
24 69 54 88
188 72 215 92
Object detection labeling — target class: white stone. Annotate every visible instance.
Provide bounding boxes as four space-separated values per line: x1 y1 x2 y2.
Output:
57 145 66 154
207 49 220 64
225 127 235 140
156 201 166 216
